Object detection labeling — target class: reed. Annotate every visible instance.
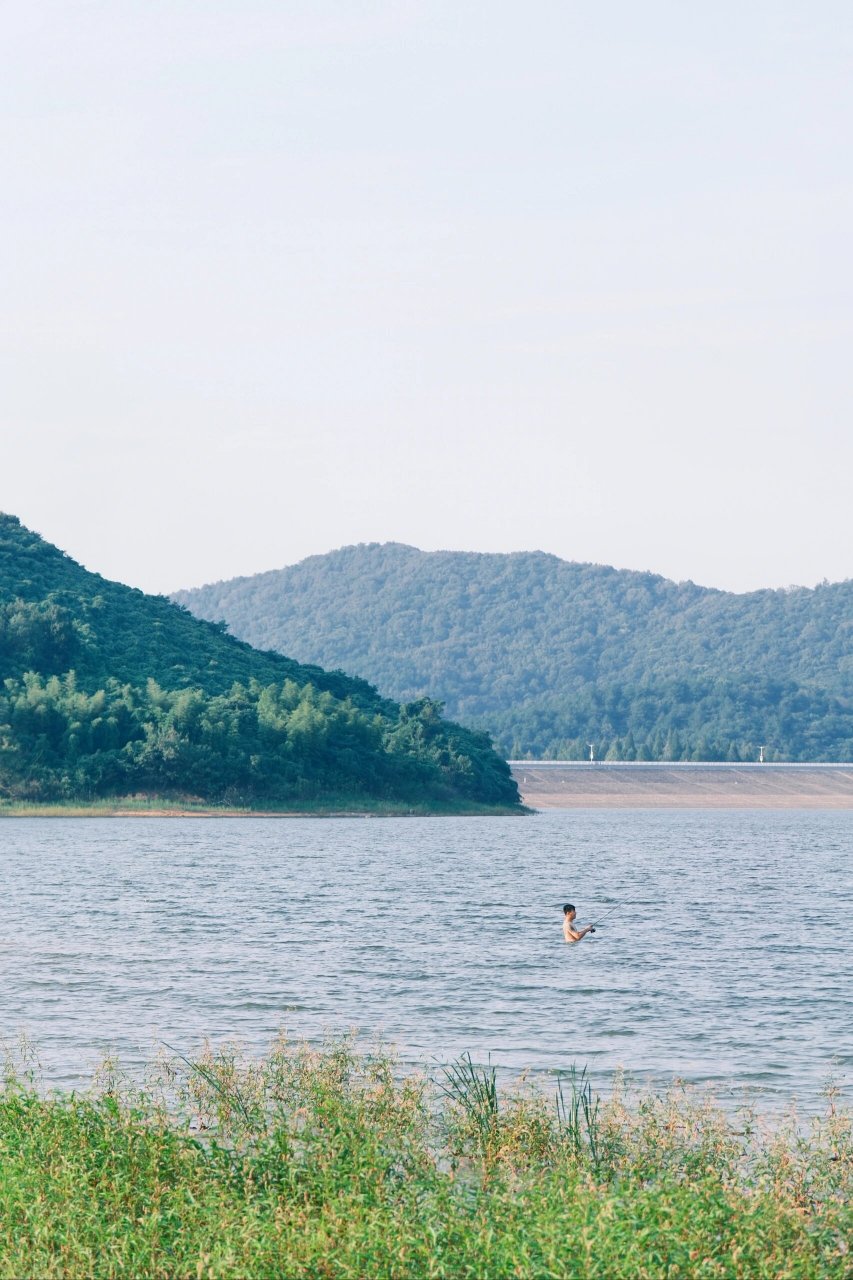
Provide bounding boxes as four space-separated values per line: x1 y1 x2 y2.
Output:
438 1051 500 1153
0 1037 848 1277
555 1064 602 1168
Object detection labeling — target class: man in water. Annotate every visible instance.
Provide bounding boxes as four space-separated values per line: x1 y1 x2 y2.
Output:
563 903 595 944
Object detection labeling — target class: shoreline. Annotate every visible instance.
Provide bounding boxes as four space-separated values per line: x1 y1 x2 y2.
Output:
0 799 529 819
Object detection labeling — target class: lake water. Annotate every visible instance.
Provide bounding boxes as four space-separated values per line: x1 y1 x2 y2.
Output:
1 811 850 1106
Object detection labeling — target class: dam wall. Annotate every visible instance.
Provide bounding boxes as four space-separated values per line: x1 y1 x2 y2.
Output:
510 762 853 808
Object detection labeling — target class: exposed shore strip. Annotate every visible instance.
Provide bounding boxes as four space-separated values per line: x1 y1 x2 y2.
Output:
0 799 525 818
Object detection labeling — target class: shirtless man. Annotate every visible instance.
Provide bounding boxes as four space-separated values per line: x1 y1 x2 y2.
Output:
562 903 595 944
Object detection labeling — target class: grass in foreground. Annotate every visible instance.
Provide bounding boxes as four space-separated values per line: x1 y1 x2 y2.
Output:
0 1039 849 1278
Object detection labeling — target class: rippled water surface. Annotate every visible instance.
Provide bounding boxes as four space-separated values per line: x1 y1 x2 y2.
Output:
1 811 850 1103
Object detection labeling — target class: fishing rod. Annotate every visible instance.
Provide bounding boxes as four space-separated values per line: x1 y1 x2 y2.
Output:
589 902 622 929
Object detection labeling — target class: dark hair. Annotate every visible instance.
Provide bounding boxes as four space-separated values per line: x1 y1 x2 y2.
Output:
563 903 575 914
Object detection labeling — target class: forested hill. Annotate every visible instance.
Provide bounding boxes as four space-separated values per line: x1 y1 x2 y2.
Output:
174 543 853 762
0 516 520 809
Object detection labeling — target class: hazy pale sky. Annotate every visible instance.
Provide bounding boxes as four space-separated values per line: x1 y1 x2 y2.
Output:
2 1 851 595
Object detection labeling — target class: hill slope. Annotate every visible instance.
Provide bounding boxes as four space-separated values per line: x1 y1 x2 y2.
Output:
0 518 520 809
173 543 853 761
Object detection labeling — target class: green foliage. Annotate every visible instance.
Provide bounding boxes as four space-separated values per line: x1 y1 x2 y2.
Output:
0 1039 848 1277
174 542 853 760
0 516 520 809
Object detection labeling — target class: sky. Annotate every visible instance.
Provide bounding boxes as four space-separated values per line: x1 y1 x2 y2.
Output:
2 1 851 596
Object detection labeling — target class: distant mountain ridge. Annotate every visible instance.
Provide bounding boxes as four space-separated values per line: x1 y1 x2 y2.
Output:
0 517 520 808
173 543 853 761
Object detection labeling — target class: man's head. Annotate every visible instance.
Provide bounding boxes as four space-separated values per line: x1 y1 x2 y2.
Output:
563 903 576 918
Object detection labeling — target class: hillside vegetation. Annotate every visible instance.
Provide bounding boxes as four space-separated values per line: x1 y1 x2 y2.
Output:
0 517 519 809
174 543 853 761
